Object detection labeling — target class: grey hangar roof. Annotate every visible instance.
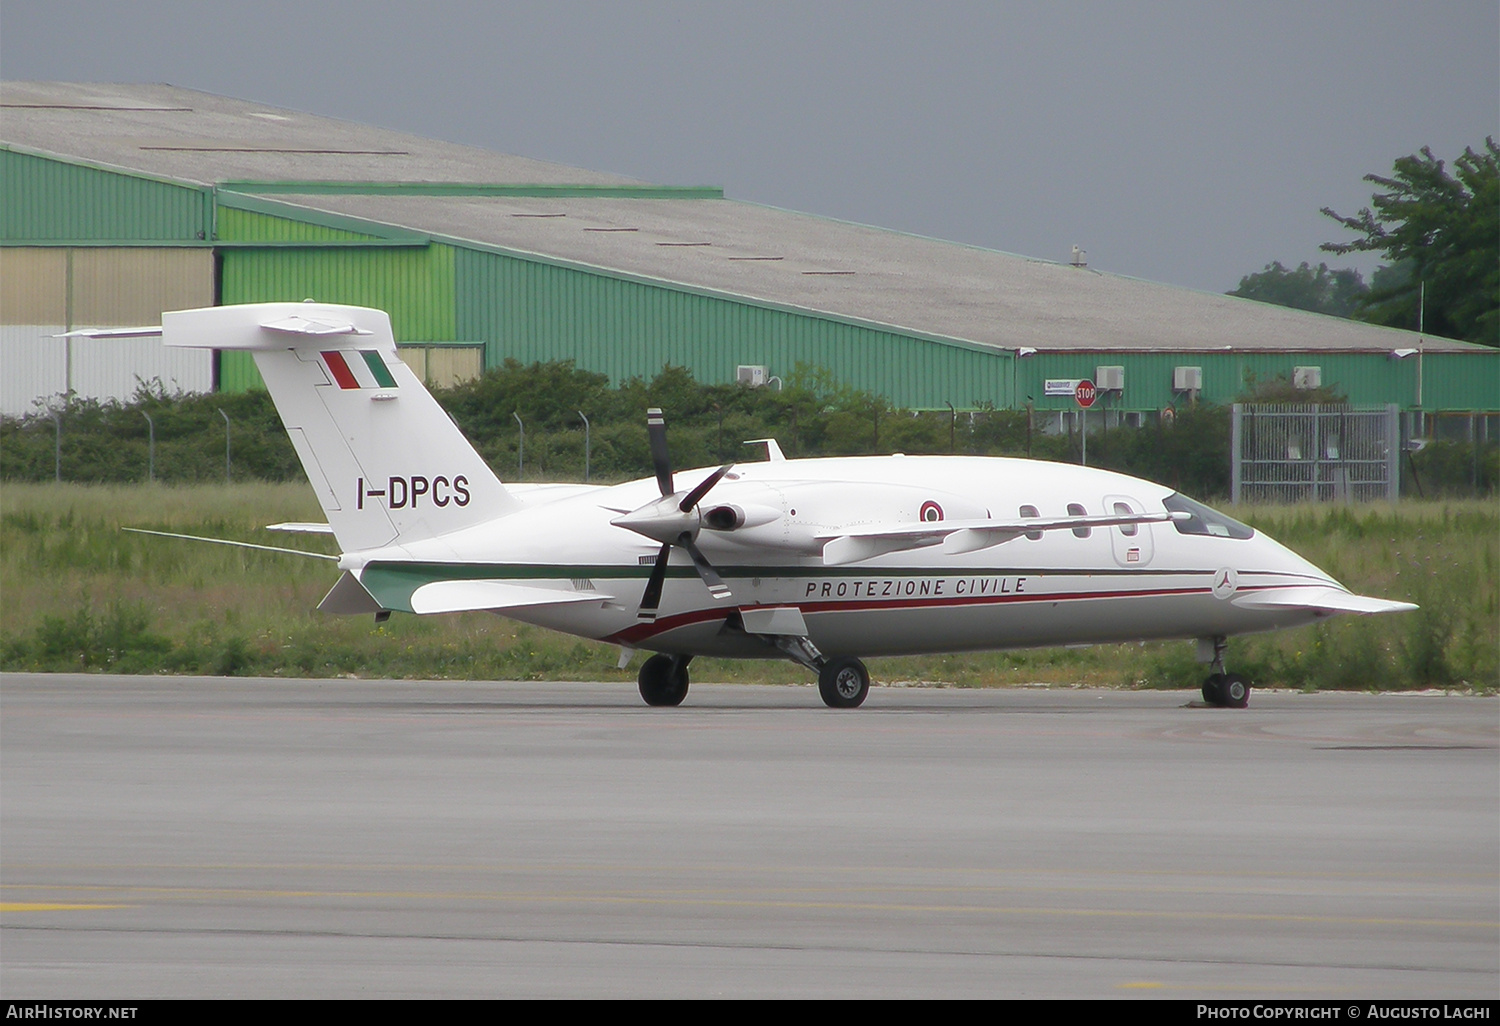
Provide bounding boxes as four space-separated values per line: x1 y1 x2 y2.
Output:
1 80 1479 357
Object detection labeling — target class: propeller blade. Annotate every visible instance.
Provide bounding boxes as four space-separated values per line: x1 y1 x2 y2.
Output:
678 463 734 513
637 543 671 621
647 407 673 496
681 535 733 601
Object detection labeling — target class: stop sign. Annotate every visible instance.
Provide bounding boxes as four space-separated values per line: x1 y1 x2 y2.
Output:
1075 379 1097 408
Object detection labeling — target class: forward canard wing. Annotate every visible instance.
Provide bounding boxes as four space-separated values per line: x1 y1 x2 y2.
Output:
817 510 1189 565
1231 587 1418 616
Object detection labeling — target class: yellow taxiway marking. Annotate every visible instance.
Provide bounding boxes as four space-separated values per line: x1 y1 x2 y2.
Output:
2 886 1492 930
1118 981 1348 994
1 902 131 912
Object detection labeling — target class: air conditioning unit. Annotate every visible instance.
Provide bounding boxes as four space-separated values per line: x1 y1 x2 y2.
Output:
736 365 768 387
1095 365 1125 391
1173 366 1203 392
1293 366 1322 390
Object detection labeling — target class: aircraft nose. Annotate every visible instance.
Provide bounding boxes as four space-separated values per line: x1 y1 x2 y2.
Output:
1258 531 1341 587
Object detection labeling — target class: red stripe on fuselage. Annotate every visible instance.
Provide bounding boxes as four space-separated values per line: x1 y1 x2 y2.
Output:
604 582 1247 646
322 350 360 389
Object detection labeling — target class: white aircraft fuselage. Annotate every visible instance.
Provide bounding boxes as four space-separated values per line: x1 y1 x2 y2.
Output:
343 454 1340 660
99 300 1413 708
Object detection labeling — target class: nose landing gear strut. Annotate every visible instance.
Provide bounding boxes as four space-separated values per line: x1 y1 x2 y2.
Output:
1200 635 1250 708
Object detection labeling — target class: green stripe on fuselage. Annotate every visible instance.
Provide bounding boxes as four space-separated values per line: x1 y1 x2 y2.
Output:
356 560 1241 614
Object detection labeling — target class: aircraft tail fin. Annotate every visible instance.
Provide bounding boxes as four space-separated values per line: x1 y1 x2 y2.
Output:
163 302 517 552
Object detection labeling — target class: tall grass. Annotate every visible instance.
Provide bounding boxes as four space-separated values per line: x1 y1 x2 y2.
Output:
1223 502 1497 690
1 483 1494 690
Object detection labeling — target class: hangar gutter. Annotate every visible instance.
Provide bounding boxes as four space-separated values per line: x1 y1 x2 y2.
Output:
218 181 724 199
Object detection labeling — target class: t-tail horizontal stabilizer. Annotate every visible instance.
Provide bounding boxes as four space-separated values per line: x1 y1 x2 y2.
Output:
157 303 517 554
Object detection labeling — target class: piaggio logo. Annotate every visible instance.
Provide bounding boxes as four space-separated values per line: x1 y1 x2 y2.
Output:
1211 567 1239 599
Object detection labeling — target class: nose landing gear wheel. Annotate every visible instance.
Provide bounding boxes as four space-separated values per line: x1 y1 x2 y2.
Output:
639 653 690 707
818 657 870 709
1200 635 1250 708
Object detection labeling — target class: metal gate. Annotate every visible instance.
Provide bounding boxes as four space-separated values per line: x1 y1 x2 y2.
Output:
1231 404 1400 503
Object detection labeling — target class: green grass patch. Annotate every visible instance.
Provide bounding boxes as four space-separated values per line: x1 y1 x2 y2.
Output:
1 483 1494 691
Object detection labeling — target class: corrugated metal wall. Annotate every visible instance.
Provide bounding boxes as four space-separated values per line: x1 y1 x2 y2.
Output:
1417 353 1500 412
1 248 68 414
220 246 454 336
3 149 1494 414
1018 350 1498 414
454 247 1013 409
1 146 211 242
217 243 457 390
0 247 214 414
0 246 67 322
68 248 215 325
396 344 484 388
216 206 386 244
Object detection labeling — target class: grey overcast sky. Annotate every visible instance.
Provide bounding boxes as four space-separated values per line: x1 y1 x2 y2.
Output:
2 1 1496 293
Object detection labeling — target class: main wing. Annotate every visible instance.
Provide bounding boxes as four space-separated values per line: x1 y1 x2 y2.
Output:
318 571 614 616
817 510 1188 565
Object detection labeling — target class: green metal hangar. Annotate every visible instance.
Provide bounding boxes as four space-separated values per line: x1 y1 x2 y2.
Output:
3 81 1495 422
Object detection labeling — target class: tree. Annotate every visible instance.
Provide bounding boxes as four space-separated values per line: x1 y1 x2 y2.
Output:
1321 138 1499 347
1229 260 1368 317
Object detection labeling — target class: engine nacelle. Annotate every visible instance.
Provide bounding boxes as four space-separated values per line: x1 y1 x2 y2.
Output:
703 503 782 532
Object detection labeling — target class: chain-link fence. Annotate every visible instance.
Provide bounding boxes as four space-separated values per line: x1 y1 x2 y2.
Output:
1231 403 1400 503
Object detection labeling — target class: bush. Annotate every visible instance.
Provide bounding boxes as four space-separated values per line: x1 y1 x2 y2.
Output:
4 362 1337 500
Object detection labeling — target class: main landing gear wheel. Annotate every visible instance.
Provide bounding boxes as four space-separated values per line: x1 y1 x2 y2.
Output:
1202 672 1250 709
818 657 870 709
638 653 690 707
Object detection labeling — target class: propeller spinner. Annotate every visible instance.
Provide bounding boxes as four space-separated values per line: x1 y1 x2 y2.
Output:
611 408 735 621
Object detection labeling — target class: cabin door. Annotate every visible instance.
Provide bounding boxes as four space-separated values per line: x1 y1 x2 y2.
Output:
1103 494 1155 567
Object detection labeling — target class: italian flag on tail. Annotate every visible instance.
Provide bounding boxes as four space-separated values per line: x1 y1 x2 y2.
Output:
322 349 398 390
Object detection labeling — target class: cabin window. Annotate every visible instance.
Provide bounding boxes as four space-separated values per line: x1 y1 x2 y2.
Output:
1163 493 1255 540
1114 501 1138 536
1019 504 1042 540
1067 502 1090 538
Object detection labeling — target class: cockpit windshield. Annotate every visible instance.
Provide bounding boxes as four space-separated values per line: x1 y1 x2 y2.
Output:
1163 493 1255 540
